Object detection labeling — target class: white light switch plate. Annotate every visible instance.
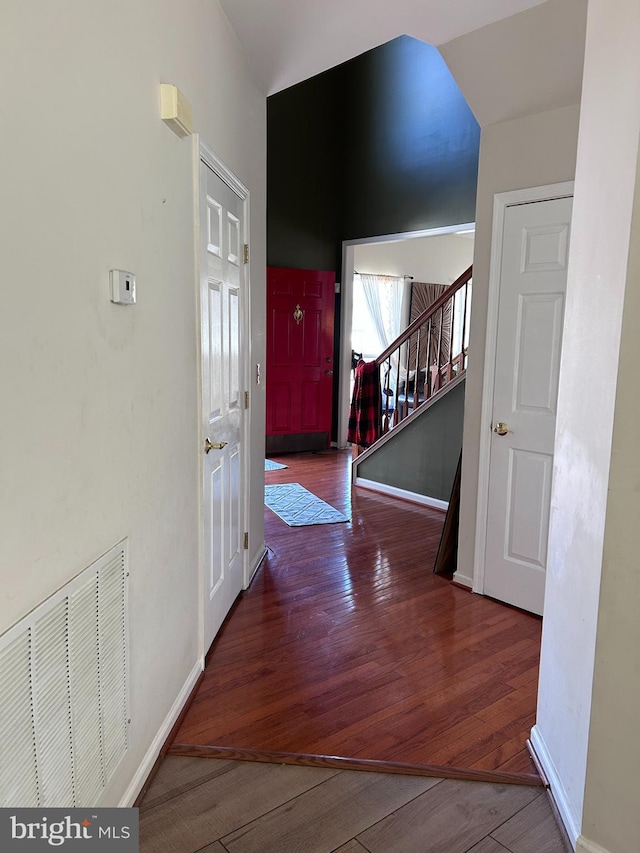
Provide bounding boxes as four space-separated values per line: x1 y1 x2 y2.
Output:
110 270 136 304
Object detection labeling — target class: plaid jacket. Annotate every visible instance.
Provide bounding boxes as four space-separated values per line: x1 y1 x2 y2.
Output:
347 360 380 448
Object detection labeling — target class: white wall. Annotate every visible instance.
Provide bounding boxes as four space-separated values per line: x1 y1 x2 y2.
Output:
0 0 265 804
353 234 474 285
455 104 580 589
440 0 586 127
536 1 640 849
579 146 640 853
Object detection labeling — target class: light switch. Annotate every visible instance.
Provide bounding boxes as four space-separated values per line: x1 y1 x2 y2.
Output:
110 270 136 305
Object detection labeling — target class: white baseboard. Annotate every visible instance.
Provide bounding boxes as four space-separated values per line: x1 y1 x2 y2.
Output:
575 838 611 853
246 542 267 587
119 658 204 807
530 725 581 848
452 571 473 588
354 477 448 511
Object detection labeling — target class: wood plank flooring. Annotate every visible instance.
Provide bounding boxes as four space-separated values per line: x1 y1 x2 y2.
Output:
139 757 570 853
170 450 542 781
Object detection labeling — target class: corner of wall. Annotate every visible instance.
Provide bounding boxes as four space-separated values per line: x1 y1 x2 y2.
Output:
119 658 204 807
530 725 581 847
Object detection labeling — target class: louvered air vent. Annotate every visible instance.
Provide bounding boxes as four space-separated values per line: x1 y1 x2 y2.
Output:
0 541 130 807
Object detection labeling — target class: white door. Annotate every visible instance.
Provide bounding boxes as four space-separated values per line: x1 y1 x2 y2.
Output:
484 195 572 615
200 158 245 651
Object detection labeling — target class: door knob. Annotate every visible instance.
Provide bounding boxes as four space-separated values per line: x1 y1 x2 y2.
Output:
493 422 509 436
204 438 227 453
324 370 333 376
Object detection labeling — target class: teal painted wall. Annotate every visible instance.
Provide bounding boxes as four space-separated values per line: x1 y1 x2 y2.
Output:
358 379 465 502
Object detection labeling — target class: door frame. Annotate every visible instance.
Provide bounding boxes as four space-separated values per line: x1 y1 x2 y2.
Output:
472 181 574 596
195 138 252 657
337 223 475 449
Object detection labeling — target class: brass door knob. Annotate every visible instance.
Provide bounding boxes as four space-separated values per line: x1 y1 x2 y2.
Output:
493 422 509 436
204 438 227 453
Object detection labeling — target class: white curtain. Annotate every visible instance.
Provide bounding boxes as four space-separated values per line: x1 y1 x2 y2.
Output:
359 274 405 356
358 274 406 395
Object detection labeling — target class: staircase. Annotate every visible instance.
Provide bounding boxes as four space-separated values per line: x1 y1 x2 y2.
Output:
351 265 472 506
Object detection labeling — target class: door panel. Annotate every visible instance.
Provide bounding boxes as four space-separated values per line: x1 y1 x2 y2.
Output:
484 195 572 615
301 381 321 429
200 159 245 651
266 267 335 450
506 448 553 567
514 293 564 413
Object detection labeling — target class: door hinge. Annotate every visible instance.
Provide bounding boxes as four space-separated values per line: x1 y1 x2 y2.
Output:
243 532 249 550
244 390 250 409
243 243 249 264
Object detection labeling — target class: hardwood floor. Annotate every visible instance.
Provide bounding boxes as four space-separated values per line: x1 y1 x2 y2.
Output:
139 757 570 853
170 450 542 782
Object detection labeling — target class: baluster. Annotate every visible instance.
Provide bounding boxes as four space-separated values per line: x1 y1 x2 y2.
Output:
436 307 444 394
425 319 432 400
393 353 400 428
461 280 469 370
413 328 421 410
380 357 388 434
403 335 411 422
449 292 456 380
385 356 392 432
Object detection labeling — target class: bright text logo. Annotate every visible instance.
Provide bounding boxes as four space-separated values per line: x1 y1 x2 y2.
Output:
0 809 138 850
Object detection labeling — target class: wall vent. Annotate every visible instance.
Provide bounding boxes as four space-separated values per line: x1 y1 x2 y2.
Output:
0 540 130 807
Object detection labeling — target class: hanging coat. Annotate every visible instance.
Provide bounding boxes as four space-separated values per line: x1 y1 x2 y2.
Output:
347 359 380 448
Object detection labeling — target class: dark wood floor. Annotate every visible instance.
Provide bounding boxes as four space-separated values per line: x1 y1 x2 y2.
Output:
170 450 542 783
139 757 570 853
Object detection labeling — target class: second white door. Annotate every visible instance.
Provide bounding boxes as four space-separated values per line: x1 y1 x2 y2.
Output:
200 158 245 652
484 194 572 615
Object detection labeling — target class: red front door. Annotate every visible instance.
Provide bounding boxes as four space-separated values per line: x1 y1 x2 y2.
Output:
266 266 335 452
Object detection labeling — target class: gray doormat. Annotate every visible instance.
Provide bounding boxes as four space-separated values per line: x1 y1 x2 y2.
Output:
264 483 349 526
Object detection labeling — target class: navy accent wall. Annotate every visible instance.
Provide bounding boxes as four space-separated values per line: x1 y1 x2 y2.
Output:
268 69 343 272
268 36 479 267
267 35 480 439
342 37 480 239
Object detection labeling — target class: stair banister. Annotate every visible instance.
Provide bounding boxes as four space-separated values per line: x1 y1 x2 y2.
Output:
374 264 472 436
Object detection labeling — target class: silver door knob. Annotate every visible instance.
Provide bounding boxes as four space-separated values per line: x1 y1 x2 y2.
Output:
324 370 333 375
204 438 227 453
493 422 509 436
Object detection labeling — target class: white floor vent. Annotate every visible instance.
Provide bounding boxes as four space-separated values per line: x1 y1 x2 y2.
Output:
0 540 130 808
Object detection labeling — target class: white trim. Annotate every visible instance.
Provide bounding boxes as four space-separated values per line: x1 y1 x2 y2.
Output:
199 142 249 200
354 477 448 511
337 223 475 449
451 572 473 589
342 223 476 247
195 137 253 654
338 243 356 449
472 182 574 595
119 658 204 807
576 837 611 853
246 543 268 588
530 724 581 847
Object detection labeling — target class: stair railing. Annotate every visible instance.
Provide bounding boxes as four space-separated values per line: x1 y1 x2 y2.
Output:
377 265 472 433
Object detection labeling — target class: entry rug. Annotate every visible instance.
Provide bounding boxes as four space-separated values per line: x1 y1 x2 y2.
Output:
264 483 349 526
265 459 288 471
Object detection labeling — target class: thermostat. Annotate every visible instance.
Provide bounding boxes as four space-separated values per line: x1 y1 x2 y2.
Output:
110 270 136 305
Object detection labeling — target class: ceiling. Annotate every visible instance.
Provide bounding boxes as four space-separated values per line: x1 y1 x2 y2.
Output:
219 0 552 96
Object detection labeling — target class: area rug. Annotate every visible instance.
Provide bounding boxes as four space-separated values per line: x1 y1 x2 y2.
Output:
264 483 349 526
265 459 288 471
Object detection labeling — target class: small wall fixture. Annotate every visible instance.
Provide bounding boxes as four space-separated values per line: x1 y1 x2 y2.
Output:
160 84 193 137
